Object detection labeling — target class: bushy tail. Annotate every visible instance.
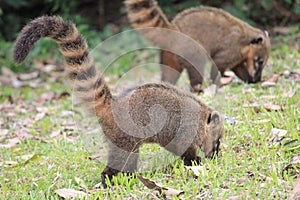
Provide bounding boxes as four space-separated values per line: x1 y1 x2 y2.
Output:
13 16 111 115
125 0 177 30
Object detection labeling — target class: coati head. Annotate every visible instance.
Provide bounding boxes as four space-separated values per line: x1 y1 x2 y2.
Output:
202 111 224 159
235 31 270 83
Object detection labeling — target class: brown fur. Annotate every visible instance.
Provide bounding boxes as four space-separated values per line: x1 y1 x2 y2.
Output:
13 16 224 187
126 1 271 91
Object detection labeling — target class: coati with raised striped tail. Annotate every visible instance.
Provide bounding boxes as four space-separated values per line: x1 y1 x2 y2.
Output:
13 16 224 187
125 0 271 92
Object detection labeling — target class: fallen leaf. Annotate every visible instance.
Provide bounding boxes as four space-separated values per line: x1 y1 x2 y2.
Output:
289 72 300 81
185 166 204 177
18 71 39 80
0 129 9 137
261 81 276 88
267 74 280 83
36 92 55 103
263 104 282 111
60 110 75 117
11 77 29 88
138 176 184 196
273 26 291 35
55 188 87 199
15 128 33 139
33 59 45 69
1 66 15 77
220 76 233 85
290 176 300 200
262 74 280 88
243 103 260 113
270 128 288 139
237 177 246 184
50 130 61 138
291 154 300 164
35 112 46 121
0 160 19 167
0 137 21 148
228 194 244 200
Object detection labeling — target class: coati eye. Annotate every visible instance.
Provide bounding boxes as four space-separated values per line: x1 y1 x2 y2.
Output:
258 60 264 66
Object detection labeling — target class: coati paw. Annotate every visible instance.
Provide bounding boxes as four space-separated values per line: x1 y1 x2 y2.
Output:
183 156 202 166
191 84 203 93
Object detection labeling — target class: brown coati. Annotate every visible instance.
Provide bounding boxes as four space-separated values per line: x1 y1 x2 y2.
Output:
125 0 271 92
13 16 224 187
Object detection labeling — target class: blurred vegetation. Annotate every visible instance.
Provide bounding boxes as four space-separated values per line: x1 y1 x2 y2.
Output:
0 0 299 72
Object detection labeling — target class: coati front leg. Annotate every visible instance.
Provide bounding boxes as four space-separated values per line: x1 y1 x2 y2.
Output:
160 50 183 85
101 140 140 188
181 145 200 166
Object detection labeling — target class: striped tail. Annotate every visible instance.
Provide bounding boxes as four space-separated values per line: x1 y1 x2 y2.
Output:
13 16 111 115
125 0 177 30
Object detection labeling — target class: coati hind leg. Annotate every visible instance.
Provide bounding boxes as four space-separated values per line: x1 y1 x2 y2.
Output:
160 50 183 84
101 140 140 187
182 59 204 92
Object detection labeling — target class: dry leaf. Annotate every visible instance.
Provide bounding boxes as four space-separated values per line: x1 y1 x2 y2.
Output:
11 77 29 88
36 92 55 103
0 160 19 166
263 104 282 111
0 129 9 137
50 130 61 138
16 128 33 139
55 188 87 199
138 176 184 196
290 176 300 200
220 76 233 85
270 128 288 138
228 194 244 200
185 166 204 177
243 103 260 113
35 112 46 121
262 74 280 88
291 154 300 164
33 59 45 69
261 81 276 87
0 137 21 148
237 177 246 184
18 71 39 80
273 26 291 35
1 67 15 77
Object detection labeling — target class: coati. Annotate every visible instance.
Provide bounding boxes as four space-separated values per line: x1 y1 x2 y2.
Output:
13 16 224 187
125 0 271 92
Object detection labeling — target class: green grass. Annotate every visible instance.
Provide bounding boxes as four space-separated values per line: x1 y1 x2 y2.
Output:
0 32 299 199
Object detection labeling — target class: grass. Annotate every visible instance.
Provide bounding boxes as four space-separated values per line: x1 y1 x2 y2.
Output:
0 30 299 199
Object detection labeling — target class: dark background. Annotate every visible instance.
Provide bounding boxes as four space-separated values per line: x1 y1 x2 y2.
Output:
0 0 299 41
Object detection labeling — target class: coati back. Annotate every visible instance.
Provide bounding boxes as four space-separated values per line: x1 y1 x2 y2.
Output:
13 16 224 187
126 0 271 92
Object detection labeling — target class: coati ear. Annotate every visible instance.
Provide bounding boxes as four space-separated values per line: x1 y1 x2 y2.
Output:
207 111 222 125
250 37 263 45
264 30 269 38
